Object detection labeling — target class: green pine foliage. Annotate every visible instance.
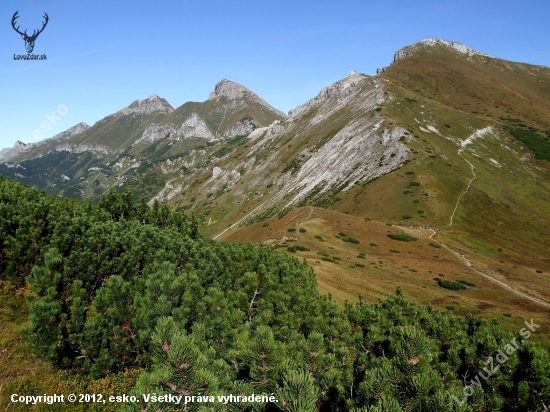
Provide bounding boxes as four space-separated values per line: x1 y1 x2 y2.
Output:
501 121 550 161
1 174 550 411
457 279 476 287
436 278 467 291
276 369 319 412
287 245 310 252
387 233 417 242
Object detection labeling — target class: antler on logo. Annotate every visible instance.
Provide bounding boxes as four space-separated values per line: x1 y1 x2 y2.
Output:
11 11 49 54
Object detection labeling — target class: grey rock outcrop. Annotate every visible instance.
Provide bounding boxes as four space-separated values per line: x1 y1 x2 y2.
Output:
223 117 257 137
0 122 90 163
138 123 178 144
319 70 362 99
288 70 365 118
215 76 411 233
265 120 285 137
393 49 411 62
136 113 215 144
378 127 406 145
420 38 490 57
55 143 111 154
179 113 215 140
0 141 32 163
393 38 491 63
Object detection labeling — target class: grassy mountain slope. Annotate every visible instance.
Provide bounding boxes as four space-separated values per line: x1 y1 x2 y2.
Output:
372 42 550 295
166 95 284 137
223 206 550 343
216 41 550 330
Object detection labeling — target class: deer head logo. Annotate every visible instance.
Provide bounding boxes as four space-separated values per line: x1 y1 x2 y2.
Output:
11 11 49 54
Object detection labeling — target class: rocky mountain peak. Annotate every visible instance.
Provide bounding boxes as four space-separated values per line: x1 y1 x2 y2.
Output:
52 122 90 140
0 140 32 162
74 121 90 130
208 79 286 118
208 79 250 100
394 38 491 62
120 94 174 117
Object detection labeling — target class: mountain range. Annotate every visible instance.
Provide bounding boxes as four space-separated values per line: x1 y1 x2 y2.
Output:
2 38 550 333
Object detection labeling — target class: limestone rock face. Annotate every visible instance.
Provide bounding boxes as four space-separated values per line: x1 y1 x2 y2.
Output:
288 70 366 118
419 38 491 57
393 49 411 62
0 141 32 162
223 117 257 137
378 127 405 145
265 120 285 137
0 122 90 163
209 166 241 198
218 76 411 233
393 38 491 63
319 70 362 99
55 143 111 154
138 123 178 144
137 113 215 144
179 113 215 140
247 127 268 141
212 166 223 178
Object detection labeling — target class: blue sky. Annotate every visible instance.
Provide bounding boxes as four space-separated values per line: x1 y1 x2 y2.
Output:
1 0 549 148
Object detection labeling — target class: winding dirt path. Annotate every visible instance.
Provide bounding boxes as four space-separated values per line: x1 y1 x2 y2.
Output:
448 157 476 227
298 206 315 224
215 204 316 241
429 229 550 309
426 128 550 309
